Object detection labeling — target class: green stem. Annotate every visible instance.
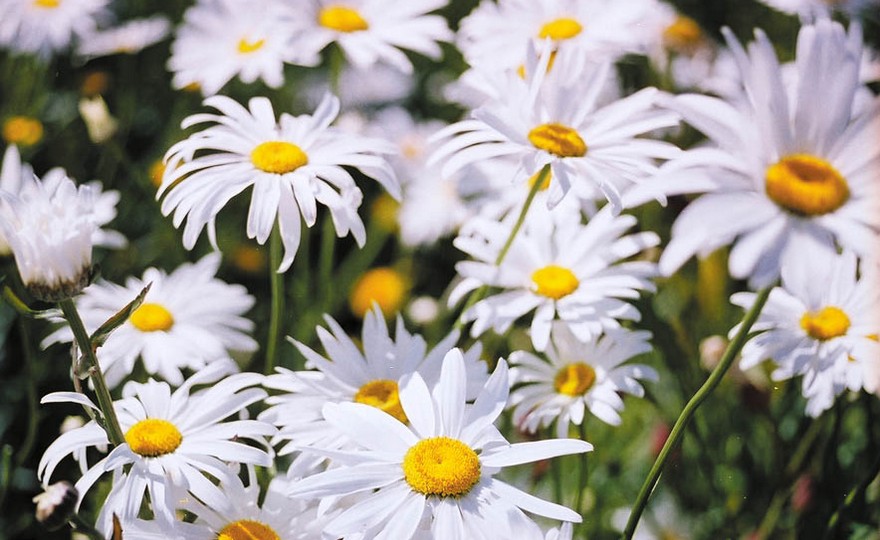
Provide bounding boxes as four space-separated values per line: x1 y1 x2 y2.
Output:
265 225 285 374
14 317 38 467
454 164 550 332
70 513 105 540
823 441 880 538
622 286 773 540
318 214 336 306
58 299 124 447
575 420 590 538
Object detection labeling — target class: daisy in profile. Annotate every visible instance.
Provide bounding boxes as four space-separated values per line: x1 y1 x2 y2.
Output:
647 19 879 288
288 349 592 539
260 306 487 470
509 326 657 437
430 46 679 212
168 0 310 96
77 15 170 59
451 204 659 351
282 0 453 74
457 0 661 73
37 360 274 534
159 94 399 271
43 253 257 387
733 251 880 416
0 0 109 57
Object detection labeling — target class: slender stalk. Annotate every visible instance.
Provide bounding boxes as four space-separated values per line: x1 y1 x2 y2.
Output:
70 513 105 540
318 214 336 306
622 286 772 540
265 225 285 374
823 443 880 538
454 163 550 331
14 317 39 466
575 420 590 538
58 299 124 446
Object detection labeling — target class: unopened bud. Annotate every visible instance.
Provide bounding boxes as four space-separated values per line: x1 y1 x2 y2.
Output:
699 335 728 371
33 481 79 530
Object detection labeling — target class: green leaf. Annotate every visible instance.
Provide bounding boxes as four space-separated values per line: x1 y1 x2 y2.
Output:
90 282 151 349
0 285 61 320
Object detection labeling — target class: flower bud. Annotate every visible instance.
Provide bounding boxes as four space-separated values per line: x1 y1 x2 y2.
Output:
33 481 78 531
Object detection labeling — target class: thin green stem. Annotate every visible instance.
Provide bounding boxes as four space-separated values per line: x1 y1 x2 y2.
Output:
318 213 336 306
70 513 105 540
265 225 285 374
622 286 772 540
58 299 124 447
14 317 38 467
454 164 550 332
575 420 590 538
823 440 880 538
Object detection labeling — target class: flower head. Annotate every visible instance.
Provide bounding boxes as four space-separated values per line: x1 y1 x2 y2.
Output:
159 94 399 272
77 15 170 58
0 0 109 57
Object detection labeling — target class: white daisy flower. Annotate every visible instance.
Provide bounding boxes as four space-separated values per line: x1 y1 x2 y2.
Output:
0 170 95 301
755 0 877 18
0 0 109 57
76 15 170 58
260 305 487 470
288 349 592 539
430 46 679 212
457 0 662 73
642 20 880 288
509 326 657 437
168 0 308 96
37 360 274 534
43 253 257 387
159 93 399 272
732 251 880 417
0 145 35 255
451 205 659 351
281 0 453 74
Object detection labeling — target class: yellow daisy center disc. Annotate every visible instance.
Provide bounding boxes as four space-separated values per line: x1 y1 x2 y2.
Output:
129 303 175 332
237 38 265 54
528 123 587 158
251 141 308 174
532 265 580 300
125 419 183 457
319 6 369 32
354 379 408 424
765 154 849 216
800 306 850 341
527 170 551 192
554 362 597 396
538 18 583 40
217 520 280 540
33 0 60 8
662 16 703 53
349 267 407 318
2 116 44 146
403 437 481 498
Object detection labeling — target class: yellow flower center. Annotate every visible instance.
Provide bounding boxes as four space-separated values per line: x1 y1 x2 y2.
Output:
662 16 703 54
527 170 551 192
237 38 266 54
354 379 408 424
129 303 175 332
349 267 407 318
765 154 849 216
532 265 580 300
2 116 44 146
371 193 400 233
149 160 166 188
800 306 850 341
538 17 583 40
528 123 587 158
250 141 308 174
217 520 280 540
402 437 481 498
319 6 369 32
33 0 60 8
554 363 596 396
125 419 183 457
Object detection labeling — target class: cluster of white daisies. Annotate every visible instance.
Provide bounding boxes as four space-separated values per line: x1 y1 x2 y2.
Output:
0 0 878 538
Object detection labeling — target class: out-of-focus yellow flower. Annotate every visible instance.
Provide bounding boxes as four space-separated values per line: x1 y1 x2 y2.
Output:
2 116 43 146
371 193 399 233
232 244 267 274
697 248 728 322
81 71 110 97
149 160 166 188
349 267 407 318
662 16 704 55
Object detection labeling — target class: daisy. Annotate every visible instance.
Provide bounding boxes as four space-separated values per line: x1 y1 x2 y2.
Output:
450 204 659 351
260 306 487 470
733 251 880 416
0 0 109 57
159 93 399 272
43 253 257 388
457 0 662 73
0 170 95 301
288 349 592 539
429 45 679 212
77 15 170 58
755 0 877 18
645 19 880 288
281 0 453 74
0 145 34 254
37 360 275 534
509 326 657 437
168 0 309 97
